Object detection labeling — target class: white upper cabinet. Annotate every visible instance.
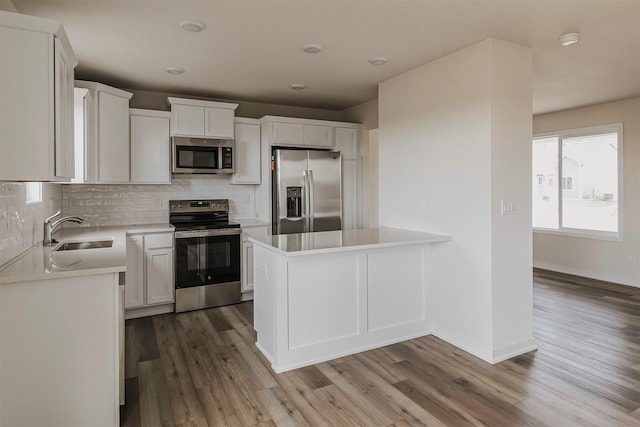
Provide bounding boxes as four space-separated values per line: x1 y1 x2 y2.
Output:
231 118 261 185
168 97 238 138
205 107 235 138
74 81 133 183
171 103 204 136
54 38 76 179
0 11 77 182
130 109 171 184
269 119 334 148
335 127 360 229
335 127 358 159
272 122 304 145
304 124 333 148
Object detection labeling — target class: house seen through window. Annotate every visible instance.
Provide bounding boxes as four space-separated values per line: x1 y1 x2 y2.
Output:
532 124 621 237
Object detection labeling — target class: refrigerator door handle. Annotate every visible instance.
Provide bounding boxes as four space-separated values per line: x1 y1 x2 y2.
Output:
308 169 315 231
302 170 309 232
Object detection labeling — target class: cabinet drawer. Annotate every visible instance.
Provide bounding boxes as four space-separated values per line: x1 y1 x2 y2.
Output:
144 233 173 249
242 226 269 242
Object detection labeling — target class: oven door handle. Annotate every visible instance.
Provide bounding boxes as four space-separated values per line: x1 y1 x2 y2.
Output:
175 229 241 238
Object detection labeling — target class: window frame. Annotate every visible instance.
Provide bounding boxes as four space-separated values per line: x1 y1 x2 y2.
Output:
25 182 42 205
532 123 623 242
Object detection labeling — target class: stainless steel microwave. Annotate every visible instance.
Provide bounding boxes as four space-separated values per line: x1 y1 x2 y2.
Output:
172 137 234 174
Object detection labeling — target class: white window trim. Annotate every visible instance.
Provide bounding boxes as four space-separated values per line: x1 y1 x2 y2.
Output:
533 123 623 242
25 182 42 205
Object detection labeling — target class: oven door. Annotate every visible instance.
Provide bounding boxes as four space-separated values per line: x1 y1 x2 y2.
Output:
174 229 241 289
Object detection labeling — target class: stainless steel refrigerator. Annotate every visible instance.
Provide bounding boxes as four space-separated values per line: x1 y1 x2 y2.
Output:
272 148 342 235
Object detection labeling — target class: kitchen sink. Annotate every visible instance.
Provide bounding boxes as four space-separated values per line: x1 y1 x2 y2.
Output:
54 239 113 251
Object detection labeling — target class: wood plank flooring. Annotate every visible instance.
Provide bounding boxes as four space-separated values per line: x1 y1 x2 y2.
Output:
121 269 640 426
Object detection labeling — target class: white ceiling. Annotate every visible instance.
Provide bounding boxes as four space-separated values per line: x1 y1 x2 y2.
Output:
10 0 640 114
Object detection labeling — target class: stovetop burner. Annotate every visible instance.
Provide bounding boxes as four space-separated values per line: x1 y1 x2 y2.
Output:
169 199 239 231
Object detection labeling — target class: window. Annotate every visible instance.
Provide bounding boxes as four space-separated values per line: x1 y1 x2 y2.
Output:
25 182 42 204
562 176 573 191
532 123 622 239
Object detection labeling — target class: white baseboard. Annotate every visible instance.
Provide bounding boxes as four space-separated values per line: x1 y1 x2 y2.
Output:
124 303 174 320
491 338 538 363
533 261 638 288
432 325 538 364
431 325 493 363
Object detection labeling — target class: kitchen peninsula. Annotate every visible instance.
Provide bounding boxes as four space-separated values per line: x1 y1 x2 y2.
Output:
250 227 451 373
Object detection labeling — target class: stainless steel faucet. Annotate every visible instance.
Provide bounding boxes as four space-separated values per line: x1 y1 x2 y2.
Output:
43 210 84 245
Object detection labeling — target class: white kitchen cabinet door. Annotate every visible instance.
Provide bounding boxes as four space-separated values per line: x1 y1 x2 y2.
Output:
54 37 75 179
205 107 235 138
168 97 238 138
304 124 334 148
272 122 303 146
240 225 269 293
0 12 77 182
241 241 254 292
342 159 357 230
124 235 144 309
145 247 174 305
130 109 170 184
97 91 130 182
231 121 261 184
171 104 204 136
335 127 357 159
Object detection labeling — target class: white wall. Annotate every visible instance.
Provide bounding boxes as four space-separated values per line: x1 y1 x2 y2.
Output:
379 38 535 362
533 97 640 287
0 0 17 12
341 99 378 130
127 89 344 122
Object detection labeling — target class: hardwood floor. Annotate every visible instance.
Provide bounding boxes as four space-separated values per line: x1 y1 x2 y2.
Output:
121 270 640 426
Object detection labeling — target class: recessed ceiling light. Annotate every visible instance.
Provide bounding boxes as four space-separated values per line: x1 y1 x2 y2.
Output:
179 20 206 32
290 84 306 90
302 44 323 54
559 33 580 46
368 56 388 65
165 67 185 75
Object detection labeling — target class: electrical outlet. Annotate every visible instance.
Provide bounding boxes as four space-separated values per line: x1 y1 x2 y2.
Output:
630 252 638 264
501 199 517 216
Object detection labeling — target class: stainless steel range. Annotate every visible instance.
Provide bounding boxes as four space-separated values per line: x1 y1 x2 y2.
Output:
170 199 241 313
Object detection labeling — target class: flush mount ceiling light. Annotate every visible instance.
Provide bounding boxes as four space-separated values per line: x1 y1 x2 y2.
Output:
368 56 388 65
165 67 185 75
559 32 580 46
179 20 206 32
290 83 306 90
302 43 323 54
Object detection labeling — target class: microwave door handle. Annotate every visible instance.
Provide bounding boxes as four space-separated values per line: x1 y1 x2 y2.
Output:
308 170 314 232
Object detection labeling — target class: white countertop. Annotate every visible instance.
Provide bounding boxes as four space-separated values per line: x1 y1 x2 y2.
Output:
233 218 270 228
0 223 173 284
250 227 451 256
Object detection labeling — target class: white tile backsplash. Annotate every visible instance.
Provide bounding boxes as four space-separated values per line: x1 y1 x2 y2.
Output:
0 182 62 268
62 178 256 227
0 178 256 269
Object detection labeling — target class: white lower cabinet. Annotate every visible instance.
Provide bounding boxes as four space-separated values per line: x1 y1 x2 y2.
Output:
241 225 269 293
125 232 174 315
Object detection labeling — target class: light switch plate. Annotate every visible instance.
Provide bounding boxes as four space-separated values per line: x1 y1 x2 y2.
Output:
501 199 517 216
